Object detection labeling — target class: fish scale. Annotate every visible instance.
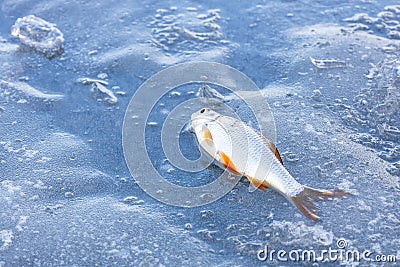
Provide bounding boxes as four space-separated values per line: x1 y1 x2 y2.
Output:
191 108 350 221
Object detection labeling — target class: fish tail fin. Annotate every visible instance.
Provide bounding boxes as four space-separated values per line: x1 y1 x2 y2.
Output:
289 186 350 221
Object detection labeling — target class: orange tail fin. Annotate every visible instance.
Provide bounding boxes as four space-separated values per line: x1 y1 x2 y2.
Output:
289 186 350 221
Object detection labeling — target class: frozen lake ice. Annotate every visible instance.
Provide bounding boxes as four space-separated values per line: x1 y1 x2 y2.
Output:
0 0 399 266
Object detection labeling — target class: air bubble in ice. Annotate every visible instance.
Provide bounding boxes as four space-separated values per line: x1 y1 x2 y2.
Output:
88 50 98 55
97 73 108 79
386 161 400 175
123 196 138 203
123 196 144 205
197 229 216 240
64 191 74 198
200 210 214 218
139 256 159 267
200 193 214 202
311 89 322 102
284 152 299 163
170 91 181 97
11 15 64 59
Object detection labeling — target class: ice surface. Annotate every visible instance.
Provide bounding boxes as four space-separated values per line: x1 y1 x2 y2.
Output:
344 5 400 39
0 80 63 102
1 0 400 266
150 8 224 53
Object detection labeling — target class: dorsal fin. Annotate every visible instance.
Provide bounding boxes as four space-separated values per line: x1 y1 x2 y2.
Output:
261 136 283 165
269 142 283 165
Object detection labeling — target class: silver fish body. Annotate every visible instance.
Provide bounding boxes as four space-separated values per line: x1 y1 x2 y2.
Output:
191 108 349 221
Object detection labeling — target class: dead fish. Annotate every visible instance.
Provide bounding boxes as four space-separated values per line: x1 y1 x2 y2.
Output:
191 108 349 221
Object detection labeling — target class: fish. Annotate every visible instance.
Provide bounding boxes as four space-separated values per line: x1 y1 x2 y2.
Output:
190 108 349 221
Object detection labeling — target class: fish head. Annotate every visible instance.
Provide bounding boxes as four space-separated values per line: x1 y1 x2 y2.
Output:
190 108 221 151
190 108 220 130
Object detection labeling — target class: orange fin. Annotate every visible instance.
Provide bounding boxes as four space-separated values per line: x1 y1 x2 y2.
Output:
289 186 351 221
218 151 241 175
202 125 213 145
247 176 269 190
261 136 283 165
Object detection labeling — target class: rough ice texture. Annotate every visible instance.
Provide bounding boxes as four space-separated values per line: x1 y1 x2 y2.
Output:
11 15 64 58
0 80 64 102
1 0 400 266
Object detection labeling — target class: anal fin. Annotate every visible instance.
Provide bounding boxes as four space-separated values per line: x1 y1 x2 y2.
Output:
247 176 269 191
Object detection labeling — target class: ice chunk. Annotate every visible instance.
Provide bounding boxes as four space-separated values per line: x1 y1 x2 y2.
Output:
310 56 346 69
343 13 380 24
11 15 64 59
77 78 117 105
197 84 224 99
311 89 322 102
76 77 109 86
91 82 118 105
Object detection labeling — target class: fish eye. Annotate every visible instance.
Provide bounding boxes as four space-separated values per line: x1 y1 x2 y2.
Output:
200 108 208 114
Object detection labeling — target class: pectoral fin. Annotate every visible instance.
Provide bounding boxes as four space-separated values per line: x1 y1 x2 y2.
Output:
202 125 213 146
218 150 241 175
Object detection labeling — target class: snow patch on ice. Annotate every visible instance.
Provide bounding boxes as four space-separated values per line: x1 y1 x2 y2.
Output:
0 230 13 251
